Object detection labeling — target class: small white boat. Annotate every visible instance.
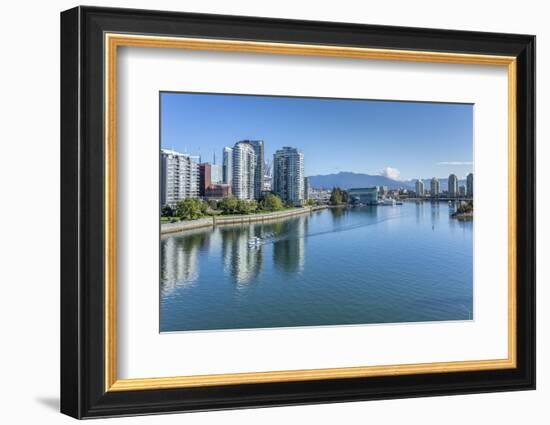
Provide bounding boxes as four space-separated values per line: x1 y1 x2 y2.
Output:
248 237 262 247
382 199 396 206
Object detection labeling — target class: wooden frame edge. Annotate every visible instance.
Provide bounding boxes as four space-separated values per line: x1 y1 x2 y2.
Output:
104 33 518 393
108 358 516 391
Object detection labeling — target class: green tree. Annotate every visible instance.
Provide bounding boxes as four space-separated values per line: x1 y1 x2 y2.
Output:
330 187 344 205
175 198 205 220
207 199 219 211
329 187 349 205
219 197 239 215
161 204 173 217
236 199 258 214
305 199 316 206
199 200 208 215
259 193 284 211
457 200 473 214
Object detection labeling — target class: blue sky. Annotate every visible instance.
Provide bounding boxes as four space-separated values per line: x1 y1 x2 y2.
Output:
160 92 473 180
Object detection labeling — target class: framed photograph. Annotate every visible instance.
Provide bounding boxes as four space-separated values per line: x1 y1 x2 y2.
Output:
60 6 535 419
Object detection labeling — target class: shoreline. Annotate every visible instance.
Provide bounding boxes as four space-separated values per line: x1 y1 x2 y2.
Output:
161 205 329 235
452 212 474 221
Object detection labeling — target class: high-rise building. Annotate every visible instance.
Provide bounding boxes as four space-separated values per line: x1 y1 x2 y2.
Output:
466 173 474 197
209 151 223 184
232 142 256 200
273 147 305 205
211 164 223 184
263 160 272 192
237 140 264 199
303 177 310 201
448 173 459 198
222 147 233 186
415 179 425 197
160 149 199 207
430 177 440 197
199 163 212 197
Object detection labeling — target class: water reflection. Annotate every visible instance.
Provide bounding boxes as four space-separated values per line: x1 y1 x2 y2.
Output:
272 216 307 273
160 214 312 291
160 204 473 332
430 201 440 225
221 225 263 288
415 201 424 224
160 230 209 295
329 206 348 222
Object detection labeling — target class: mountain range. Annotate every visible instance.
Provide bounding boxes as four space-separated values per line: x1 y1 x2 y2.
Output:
307 172 465 191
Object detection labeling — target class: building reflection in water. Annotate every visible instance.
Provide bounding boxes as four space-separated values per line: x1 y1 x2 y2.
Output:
415 201 424 225
161 214 310 292
430 200 440 225
160 230 209 296
220 225 263 288
272 216 307 273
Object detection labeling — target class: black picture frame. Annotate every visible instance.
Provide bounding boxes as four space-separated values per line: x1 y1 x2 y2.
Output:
61 5 535 419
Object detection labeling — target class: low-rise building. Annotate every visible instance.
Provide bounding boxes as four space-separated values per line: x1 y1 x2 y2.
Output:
348 187 379 205
205 184 232 199
309 187 331 204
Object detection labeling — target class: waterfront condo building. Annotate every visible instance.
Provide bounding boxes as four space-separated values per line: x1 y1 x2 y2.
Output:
232 142 257 200
238 140 265 199
430 177 440 197
222 146 233 186
273 147 305 205
415 179 425 197
160 149 200 207
466 172 474 197
448 173 459 198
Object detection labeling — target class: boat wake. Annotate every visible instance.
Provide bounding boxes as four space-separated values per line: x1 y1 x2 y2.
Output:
248 213 408 248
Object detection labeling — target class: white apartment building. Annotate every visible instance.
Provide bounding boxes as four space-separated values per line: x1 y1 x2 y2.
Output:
415 179 425 197
160 149 200 207
232 142 256 200
273 147 305 205
448 173 459 197
430 177 440 196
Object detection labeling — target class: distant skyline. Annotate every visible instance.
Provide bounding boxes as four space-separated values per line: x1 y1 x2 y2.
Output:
160 92 473 181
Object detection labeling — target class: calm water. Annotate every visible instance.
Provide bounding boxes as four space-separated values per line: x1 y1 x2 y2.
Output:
160 203 473 332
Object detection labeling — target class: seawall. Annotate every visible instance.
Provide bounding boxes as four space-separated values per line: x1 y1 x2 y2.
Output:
161 205 327 235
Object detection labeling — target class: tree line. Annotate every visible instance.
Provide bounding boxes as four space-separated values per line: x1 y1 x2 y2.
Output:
162 193 310 222
329 187 348 205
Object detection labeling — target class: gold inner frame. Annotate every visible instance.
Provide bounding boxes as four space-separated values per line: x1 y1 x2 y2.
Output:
104 33 517 392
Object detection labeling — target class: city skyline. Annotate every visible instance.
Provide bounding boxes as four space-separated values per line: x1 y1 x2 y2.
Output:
161 92 473 180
